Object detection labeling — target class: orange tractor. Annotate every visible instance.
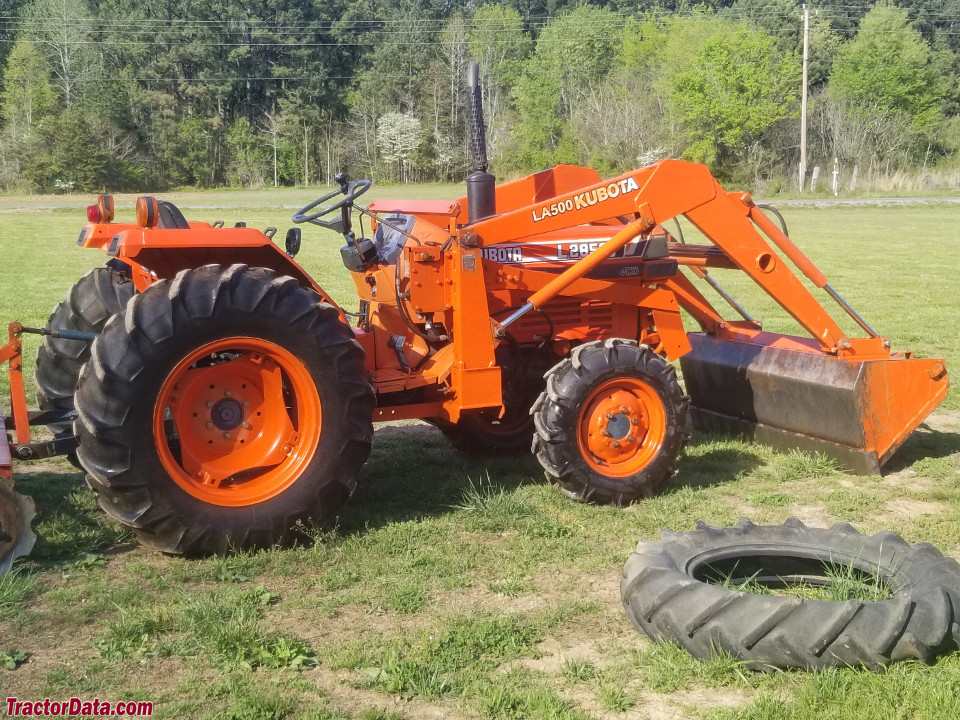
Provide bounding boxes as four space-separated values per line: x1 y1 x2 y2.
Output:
0 65 949 566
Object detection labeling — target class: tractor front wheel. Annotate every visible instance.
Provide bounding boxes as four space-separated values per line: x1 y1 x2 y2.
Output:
532 339 689 504
73 264 375 555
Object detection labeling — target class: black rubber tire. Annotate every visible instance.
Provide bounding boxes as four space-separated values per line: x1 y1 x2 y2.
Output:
434 405 536 455
35 267 134 434
531 339 689 504
621 518 960 670
73 264 376 555
434 342 542 455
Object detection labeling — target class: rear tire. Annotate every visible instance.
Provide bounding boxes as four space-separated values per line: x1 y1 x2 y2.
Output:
532 339 688 504
35 267 134 434
74 264 375 555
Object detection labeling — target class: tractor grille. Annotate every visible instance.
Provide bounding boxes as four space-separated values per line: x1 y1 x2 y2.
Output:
514 298 615 339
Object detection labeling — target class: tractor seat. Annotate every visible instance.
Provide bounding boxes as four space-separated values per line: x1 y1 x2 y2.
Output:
157 200 190 229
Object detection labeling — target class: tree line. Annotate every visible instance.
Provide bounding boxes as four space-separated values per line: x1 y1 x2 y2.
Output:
0 0 955 193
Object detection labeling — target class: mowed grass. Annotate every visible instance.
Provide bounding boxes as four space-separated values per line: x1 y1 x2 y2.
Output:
0 186 958 719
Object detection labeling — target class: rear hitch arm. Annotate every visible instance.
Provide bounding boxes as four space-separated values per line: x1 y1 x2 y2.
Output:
19 326 99 343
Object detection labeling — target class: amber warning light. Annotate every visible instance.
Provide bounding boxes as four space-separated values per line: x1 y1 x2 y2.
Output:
88 194 115 223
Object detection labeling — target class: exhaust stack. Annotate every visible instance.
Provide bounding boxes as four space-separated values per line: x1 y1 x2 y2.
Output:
466 63 495 223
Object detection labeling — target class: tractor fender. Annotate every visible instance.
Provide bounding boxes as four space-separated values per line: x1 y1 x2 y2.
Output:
103 226 344 312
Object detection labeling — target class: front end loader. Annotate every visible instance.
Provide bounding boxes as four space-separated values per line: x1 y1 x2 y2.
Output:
0 64 948 567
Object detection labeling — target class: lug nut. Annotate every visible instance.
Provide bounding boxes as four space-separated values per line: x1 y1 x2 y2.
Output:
242 422 250 429
206 401 213 408
619 406 628 413
223 432 231 439
601 429 611 437
611 441 621 448
242 401 250 408
205 422 213 429
224 390 232 397
631 417 639 425
627 435 635 442
605 412 614 419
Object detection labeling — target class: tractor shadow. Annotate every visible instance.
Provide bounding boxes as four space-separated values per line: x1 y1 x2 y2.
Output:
666 433 767 492
11 463 133 567
881 419 960 474
16 419 957 564
337 422 541 533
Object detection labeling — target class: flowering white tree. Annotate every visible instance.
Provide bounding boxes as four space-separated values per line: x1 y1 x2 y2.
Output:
377 112 421 183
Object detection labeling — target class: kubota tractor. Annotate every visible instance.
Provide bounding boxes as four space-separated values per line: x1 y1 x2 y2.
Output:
0 65 948 566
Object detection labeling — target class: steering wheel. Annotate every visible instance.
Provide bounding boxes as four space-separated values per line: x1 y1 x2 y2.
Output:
291 174 373 230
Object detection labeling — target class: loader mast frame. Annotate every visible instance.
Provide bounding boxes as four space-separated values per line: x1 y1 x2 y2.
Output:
472 160 885 359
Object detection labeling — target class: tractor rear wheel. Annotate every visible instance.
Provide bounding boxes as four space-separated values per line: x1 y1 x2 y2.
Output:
73 264 375 555
35 266 134 435
532 339 689 504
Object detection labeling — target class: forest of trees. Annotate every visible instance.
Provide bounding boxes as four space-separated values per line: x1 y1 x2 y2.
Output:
0 0 957 193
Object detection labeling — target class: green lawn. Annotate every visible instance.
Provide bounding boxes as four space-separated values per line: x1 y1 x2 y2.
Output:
0 187 958 720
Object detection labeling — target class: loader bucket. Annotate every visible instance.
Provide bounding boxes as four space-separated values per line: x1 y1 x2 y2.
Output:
678 332 949 474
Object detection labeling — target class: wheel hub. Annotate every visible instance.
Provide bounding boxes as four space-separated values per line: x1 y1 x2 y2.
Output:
589 390 648 462
577 377 668 478
211 398 244 431
605 412 632 441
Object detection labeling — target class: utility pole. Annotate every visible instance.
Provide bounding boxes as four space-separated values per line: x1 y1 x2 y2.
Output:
799 4 810 192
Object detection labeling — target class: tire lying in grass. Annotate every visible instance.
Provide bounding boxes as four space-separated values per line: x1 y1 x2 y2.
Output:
621 518 960 670
74 264 375 555
35 266 135 435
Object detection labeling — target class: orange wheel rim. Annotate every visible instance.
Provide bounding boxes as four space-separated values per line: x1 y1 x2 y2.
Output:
577 378 666 478
153 338 321 507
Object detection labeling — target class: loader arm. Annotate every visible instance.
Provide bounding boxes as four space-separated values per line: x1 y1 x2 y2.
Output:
469 159 947 473
470 159 881 358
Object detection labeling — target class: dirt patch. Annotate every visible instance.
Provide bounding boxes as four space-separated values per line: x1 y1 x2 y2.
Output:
882 497 949 518
880 468 938 494
518 638 612 674
309 667 470 720
563 684 751 720
872 498 953 533
374 419 440 439
921 409 960 433
782 503 834 528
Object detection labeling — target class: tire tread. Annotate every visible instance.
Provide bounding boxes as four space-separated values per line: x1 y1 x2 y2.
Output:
74 264 374 556
621 520 960 669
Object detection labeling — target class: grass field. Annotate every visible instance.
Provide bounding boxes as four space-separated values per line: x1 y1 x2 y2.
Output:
1 187 959 720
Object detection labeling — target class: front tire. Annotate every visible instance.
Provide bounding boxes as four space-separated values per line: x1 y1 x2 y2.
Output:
532 339 689 504
73 264 375 555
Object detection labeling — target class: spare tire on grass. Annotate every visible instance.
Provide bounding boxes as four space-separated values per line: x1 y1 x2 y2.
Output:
621 518 960 670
